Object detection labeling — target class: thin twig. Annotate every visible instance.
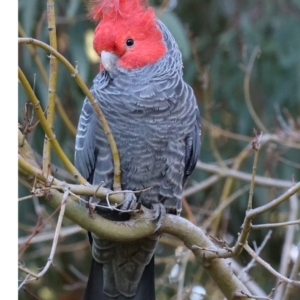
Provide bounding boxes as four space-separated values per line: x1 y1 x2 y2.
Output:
18 274 31 291
202 184 250 230
274 194 299 300
243 243 300 286
22 287 42 300
228 258 267 297
191 41 227 169
68 265 88 282
212 142 253 234
252 219 300 229
238 230 272 281
241 46 269 133
192 181 300 260
18 225 83 245
18 189 69 282
18 197 64 259
248 131 262 210
201 118 253 142
183 174 220 197
182 197 196 225
196 161 293 189
235 291 272 300
176 249 191 300
282 242 300 300
18 194 44 201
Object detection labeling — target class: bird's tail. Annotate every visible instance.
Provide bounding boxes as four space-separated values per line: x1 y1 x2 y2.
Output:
83 256 156 300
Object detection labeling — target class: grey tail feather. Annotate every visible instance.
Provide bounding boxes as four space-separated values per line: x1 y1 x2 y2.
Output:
83 256 156 300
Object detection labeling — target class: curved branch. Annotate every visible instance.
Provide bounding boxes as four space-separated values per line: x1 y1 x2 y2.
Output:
18 37 121 191
242 46 269 133
18 130 124 205
18 133 253 299
18 23 77 136
45 187 254 300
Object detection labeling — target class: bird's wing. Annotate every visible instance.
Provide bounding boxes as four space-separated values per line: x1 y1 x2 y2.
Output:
74 98 97 182
184 99 201 184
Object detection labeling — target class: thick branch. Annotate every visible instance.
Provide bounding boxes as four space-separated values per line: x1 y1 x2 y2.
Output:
18 154 124 205
18 136 253 299
43 187 254 300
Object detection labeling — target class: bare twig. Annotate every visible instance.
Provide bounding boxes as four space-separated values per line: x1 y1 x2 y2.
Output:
182 197 196 224
191 42 226 169
202 118 300 149
201 118 253 142
274 194 299 300
18 225 83 245
241 46 269 133
252 219 300 229
196 161 293 189
68 264 88 282
247 130 262 210
213 144 252 234
18 192 66 259
18 189 69 282
202 184 250 230
235 291 272 300
18 274 31 291
238 230 272 281
282 243 300 300
183 174 220 197
176 249 191 300
192 181 300 260
243 243 300 286
228 259 267 297
18 194 44 201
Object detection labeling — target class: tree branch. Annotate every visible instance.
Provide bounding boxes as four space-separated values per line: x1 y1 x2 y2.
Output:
42 0 58 174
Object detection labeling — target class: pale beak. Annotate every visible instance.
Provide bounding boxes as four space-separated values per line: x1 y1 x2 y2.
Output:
101 51 119 72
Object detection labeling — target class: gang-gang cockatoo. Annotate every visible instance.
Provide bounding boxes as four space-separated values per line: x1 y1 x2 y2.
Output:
75 0 201 299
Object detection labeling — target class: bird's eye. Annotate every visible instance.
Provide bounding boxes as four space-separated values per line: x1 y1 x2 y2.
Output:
126 38 134 47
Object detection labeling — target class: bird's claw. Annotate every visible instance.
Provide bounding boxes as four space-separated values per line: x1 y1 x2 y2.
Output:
151 203 166 232
120 192 138 211
120 194 166 232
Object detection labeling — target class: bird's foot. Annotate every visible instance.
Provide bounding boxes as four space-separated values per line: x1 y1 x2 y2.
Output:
151 203 166 232
120 192 138 211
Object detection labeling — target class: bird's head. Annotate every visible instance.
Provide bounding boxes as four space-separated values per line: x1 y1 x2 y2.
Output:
89 0 167 71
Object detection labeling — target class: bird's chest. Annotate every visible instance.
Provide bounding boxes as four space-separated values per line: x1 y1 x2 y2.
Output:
99 102 184 189
93 75 189 191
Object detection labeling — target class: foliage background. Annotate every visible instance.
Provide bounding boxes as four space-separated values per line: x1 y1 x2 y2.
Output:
18 0 300 299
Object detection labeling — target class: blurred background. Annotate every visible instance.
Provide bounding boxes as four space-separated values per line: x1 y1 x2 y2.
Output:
18 0 300 299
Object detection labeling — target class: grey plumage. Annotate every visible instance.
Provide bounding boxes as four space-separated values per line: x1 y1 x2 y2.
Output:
75 19 200 298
